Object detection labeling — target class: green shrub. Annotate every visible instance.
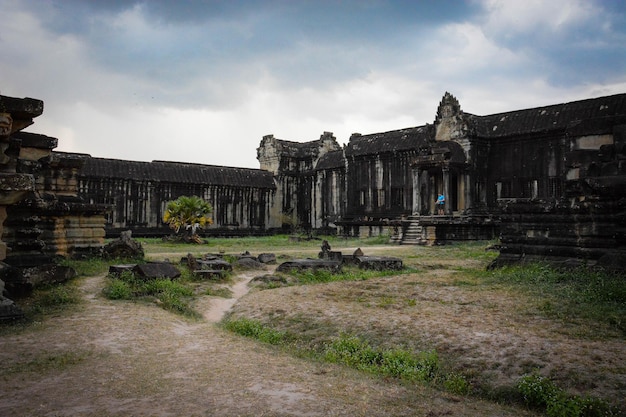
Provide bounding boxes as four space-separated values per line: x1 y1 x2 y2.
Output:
103 271 198 318
444 372 472 395
103 279 132 299
517 373 560 408
517 374 617 417
36 285 80 306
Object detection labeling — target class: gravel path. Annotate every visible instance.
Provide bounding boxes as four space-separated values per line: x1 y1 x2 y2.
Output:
0 270 532 417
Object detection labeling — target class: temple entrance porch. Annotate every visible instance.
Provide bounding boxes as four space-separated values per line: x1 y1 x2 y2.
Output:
390 214 499 246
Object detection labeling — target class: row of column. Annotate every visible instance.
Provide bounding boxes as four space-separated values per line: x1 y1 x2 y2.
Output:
411 166 472 215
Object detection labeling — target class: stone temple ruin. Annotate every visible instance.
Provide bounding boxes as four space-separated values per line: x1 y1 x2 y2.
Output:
0 94 108 318
70 92 625 270
0 91 624 315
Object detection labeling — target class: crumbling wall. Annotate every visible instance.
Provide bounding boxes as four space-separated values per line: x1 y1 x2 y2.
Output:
494 121 626 269
257 132 342 233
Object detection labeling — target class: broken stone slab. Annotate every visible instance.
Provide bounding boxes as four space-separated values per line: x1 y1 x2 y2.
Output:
202 254 224 261
108 264 136 276
197 259 232 271
318 250 343 262
257 253 276 264
354 256 403 271
132 262 181 280
342 248 365 265
251 274 287 284
1 264 77 297
276 259 342 273
234 257 263 270
192 269 225 279
103 230 144 259
181 253 200 270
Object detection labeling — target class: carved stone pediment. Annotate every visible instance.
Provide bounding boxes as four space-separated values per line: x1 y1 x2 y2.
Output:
434 92 470 142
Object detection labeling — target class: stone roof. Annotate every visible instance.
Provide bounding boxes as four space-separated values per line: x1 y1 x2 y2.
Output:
345 125 434 157
474 93 626 138
73 155 276 189
274 138 323 158
315 149 345 170
337 93 626 159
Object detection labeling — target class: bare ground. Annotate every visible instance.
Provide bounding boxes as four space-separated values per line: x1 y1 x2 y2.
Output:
1 246 624 416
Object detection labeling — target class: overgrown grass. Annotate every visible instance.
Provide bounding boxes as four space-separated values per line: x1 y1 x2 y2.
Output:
222 317 290 345
222 317 469 395
517 373 618 417
59 256 139 277
103 271 200 319
222 317 618 415
282 265 418 286
9 281 82 325
323 334 440 382
480 263 626 335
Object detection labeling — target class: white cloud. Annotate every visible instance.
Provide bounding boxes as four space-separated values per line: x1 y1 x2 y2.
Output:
479 0 597 35
4 0 625 171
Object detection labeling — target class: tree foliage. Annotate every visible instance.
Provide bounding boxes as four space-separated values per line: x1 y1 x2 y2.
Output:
162 196 213 243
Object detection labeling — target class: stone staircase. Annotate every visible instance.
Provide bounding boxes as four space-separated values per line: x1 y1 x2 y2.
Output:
389 216 427 245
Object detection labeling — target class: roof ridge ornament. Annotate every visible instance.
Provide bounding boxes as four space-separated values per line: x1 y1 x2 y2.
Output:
434 92 469 142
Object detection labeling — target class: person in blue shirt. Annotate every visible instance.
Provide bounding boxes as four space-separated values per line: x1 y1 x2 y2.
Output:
436 194 445 215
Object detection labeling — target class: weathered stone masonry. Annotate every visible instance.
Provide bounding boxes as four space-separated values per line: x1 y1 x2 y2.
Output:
72 92 626 270
75 157 277 236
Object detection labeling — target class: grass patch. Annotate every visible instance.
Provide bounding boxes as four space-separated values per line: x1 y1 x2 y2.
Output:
516 373 618 416
285 265 417 286
4 351 89 375
139 234 395 256
10 280 83 324
222 317 289 345
323 334 439 383
103 271 200 319
222 317 468 395
480 263 626 335
59 256 137 277
204 287 233 298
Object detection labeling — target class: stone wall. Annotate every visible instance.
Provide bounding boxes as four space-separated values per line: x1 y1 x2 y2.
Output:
0 95 43 318
69 92 626 271
493 119 626 269
76 157 277 236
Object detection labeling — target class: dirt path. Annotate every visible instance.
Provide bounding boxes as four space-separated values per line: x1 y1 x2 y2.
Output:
0 270 531 417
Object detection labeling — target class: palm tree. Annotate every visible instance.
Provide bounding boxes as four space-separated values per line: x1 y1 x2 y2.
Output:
162 196 213 243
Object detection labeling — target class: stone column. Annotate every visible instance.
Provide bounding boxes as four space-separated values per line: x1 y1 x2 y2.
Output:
411 167 420 214
464 172 472 212
443 166 450 215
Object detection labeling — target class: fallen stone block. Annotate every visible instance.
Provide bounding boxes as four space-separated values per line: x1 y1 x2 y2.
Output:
234 257 263 270
277 259 341 273
198 259 232 271
103 230 144 259
257 253 276 264
108 264 136 276
192 269 225 279
354 256 403 271
132 262 181 279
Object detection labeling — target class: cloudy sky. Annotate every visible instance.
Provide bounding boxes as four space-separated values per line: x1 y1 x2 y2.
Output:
2 0 625 168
